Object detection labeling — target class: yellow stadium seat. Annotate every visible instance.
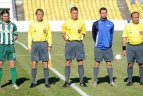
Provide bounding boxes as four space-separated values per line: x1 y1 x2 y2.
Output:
23 0 123 20
126 0 143 19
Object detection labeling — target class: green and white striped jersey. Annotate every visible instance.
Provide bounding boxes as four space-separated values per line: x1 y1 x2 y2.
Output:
0 21 18 45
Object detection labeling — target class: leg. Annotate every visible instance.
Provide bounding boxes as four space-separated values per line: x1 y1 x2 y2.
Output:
9 60 17 85
126 63 133 86
139 64 143 85
0 61 3 86
42 61 50 87
106 61 113 82
106 61 116 86
77 60 84 84
65 60 72 83
94 61 100 82
29 61 38 88
77 60 87 87
126 44 135 86
93 61 100 87
0 45 5 85
9 60 19 89
31 61 38 84
63 60 72 87
93 47 104 84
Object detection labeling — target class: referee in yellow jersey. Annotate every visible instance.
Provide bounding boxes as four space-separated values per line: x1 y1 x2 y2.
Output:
28 9 52 88
62 7 87 87
122 12 143 86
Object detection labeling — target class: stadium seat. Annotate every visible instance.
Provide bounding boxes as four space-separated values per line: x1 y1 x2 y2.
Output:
23 0 123 20
126 0 143 19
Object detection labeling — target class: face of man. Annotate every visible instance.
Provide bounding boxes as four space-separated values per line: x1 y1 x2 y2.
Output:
36 11 44 21
1 13 9 23
100 10 107 20
132 13 139 24
71 10 78 20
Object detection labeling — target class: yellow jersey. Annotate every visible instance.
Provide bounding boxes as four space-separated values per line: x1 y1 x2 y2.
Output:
122 22 143 45
62 19 86 41
28 20 52 49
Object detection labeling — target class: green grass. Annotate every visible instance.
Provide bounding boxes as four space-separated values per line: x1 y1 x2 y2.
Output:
0 32 143 96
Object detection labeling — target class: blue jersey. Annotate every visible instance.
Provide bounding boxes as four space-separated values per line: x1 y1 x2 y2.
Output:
92 19 114 49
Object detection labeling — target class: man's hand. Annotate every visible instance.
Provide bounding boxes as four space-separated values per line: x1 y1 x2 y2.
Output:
122 50 126 56
48 46 52 53
14 36 18 41
62 33 66 41
28 48 31 53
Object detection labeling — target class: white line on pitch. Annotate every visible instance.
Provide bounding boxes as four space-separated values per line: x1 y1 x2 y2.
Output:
16 41 89 96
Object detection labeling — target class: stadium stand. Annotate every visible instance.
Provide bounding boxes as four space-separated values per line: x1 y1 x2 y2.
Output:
0 0 17 20
126 0 143 19
23 0 123 20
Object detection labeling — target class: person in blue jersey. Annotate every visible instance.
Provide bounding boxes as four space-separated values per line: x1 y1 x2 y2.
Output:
92 7 116 87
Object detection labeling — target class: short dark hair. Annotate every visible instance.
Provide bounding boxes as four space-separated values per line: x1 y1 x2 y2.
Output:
70 7 78 13
35 8 44 15
1 9 9 16
99 7 107 13
131 11 139 17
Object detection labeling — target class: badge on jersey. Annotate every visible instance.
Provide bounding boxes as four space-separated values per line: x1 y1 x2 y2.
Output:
139 31 143 35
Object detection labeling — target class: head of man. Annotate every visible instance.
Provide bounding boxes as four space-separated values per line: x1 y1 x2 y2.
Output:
99 7 107 20
70 7 78 20
35 9 44 22
1 10 10 23
131 12 139 24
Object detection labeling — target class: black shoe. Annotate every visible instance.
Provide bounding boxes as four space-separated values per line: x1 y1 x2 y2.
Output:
140 82 143 86
45 84 50 88
62 82 69 87
79 83 87 87
126 82 132 86
29 83 36 88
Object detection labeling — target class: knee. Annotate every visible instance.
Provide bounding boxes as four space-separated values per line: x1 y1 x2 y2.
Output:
107 64 112 68
66 60 72 66
95 61 100 68
0 65 2 68
43 62 48 68
10 63 15 68
128 63 133 68
77 60 83 65
139 64 143 68
32 62 37 68
106 61 112 68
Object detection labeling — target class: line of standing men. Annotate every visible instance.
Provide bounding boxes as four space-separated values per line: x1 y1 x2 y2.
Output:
0 6 143 89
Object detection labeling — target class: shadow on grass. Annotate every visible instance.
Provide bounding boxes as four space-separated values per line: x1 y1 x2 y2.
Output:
97 75 117 84
36 77 60 86
69 76 91 85
1 77 30 87
124 76 140 83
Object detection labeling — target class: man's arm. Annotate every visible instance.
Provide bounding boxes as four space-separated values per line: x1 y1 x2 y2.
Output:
28 23 33 53
122 37 127 56
61 22 67 41
80 22 86 39
14 36 18 41
13 23 18 41
62 33 66 41
122 25 128 56
47 23 52 53
92 21 98 42
110 24 114 41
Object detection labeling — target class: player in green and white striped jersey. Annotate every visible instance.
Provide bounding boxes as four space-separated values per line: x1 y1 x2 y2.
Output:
0 21 18 44
0 10 19 89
